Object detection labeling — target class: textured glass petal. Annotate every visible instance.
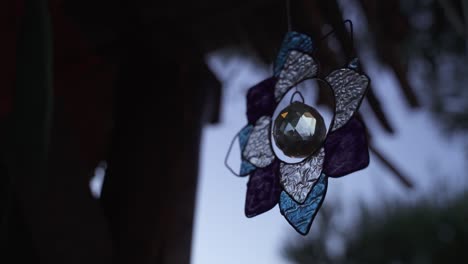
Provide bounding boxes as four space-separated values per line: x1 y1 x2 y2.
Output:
243 116 275 168
240 160 256 176
274 31 314 76
239 125 253 150
279 173 328 235
279 148 325 203
245 159 282 217
323 117 369 177
236 125 256 176
275 51 318 101
246 77 277 124
325 68 369 131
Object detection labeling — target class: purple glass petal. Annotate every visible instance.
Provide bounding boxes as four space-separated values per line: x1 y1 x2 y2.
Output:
246 77 278 124
245 159 282 218
323 117 369 177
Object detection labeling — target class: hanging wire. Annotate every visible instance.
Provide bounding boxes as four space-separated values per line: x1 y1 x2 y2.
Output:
319 19 354 52
286 0 292 31
290 90 305 104
224 129 243 177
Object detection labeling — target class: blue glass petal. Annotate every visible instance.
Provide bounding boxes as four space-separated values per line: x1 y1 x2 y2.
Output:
348 58 360 70
238 125 256 176
279 173 328 235
274 31 314 76
240 160 256 175
239 125 254 150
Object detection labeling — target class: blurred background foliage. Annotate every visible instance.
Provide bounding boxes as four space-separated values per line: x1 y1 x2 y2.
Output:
398 0 468 133
284 185 468 263
281 0 468 262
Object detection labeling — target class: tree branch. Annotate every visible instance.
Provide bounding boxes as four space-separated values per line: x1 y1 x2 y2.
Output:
369 144 414 189
436 0 465 38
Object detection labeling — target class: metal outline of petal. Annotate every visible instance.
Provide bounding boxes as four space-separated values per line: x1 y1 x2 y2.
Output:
325 68 369 131
238 125 256 176
279 148 325 203
242 116 275 168
274 50 319 101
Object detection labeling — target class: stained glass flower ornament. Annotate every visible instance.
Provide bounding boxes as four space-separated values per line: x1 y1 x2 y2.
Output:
225 31 370 235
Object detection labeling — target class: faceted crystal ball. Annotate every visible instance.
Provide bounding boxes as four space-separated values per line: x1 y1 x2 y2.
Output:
273 102 327 158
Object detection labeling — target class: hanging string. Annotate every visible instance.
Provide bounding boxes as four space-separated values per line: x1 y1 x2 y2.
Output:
286 0 292 31
224 129 244 177
319 19 355 57
320 20 353 45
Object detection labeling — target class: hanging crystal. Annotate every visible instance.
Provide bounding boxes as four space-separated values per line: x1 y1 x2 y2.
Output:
273 102 327 158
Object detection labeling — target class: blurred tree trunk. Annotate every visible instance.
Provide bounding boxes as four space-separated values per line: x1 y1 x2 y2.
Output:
1 0 221 263
100 25 217 263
